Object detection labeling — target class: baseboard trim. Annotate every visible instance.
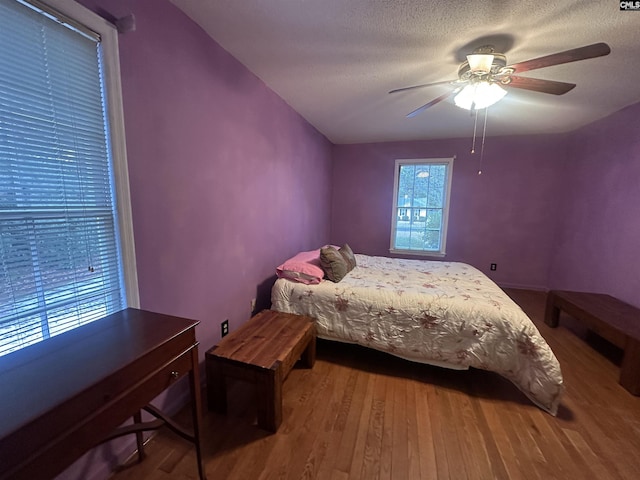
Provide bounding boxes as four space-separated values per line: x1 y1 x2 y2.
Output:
497 282 548 292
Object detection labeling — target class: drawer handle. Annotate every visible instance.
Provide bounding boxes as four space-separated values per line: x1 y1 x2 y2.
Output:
170 371 180 379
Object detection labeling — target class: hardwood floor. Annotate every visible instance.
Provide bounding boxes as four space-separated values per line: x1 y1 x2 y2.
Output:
110 289 640 480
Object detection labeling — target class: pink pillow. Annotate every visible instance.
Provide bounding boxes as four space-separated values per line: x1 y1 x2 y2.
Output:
276 249 324 284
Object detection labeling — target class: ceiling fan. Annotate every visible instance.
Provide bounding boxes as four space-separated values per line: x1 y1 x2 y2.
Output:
389 42 611 118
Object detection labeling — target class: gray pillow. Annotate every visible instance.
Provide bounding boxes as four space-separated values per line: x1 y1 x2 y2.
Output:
340 243 357 270
320 244 356 282
320 246 347 282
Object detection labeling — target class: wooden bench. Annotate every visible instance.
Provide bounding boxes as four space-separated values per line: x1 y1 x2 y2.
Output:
205 310 316 432
545 290 640 395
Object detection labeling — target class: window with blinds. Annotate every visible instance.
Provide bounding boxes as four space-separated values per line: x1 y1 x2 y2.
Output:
0 0 136 356
390 158 454 257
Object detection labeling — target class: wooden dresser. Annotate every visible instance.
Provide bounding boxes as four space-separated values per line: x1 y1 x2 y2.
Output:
0 308 206 480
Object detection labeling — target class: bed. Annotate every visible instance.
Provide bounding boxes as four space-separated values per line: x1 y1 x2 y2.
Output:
271 252 564 415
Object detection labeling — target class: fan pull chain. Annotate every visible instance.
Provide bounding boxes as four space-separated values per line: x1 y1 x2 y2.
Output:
478 107 489 175
471 109 478 154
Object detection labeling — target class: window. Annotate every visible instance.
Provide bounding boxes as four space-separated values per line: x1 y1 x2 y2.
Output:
390 158 453 256
0 0 138 357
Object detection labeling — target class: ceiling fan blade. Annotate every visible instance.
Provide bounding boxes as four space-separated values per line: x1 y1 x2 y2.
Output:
406 89 459 118
508 42 611 74
389 79 455 95
505 75 576 95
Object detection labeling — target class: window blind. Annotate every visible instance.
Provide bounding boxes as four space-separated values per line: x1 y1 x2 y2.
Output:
0 0 126 356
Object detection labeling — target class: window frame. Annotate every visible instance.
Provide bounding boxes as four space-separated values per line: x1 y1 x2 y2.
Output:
389 157 454 257
41 0 139 308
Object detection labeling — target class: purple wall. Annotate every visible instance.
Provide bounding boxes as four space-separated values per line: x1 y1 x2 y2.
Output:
330 135 568 290
97 0 332 332
60 0 332 479
74 0 333 346
549 102 640 308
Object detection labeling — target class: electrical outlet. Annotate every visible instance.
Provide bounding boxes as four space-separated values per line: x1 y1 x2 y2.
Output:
250 298 256 313
221 319 229 337
490 263 497 271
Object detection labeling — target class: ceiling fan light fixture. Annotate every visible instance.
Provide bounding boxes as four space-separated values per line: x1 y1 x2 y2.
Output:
466 53 494 73
454 82 507 110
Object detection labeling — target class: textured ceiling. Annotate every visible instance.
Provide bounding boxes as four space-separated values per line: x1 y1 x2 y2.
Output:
171 0 640 144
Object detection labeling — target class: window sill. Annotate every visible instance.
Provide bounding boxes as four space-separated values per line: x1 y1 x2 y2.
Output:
389 248 446 258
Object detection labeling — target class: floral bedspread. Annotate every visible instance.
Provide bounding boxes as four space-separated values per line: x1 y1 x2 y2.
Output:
271 254 563 415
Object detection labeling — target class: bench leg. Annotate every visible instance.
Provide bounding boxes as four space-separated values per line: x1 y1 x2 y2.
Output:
256 363 282 433
620 339 640 395
206 356 227 414
545 292 560 327
302 336 316 368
